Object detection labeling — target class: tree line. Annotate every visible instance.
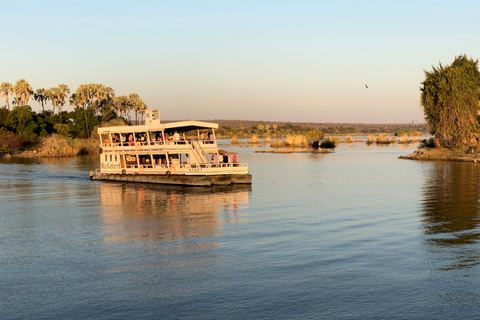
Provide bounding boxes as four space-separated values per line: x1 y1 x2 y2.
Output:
0 79 149 152
0 79 148 123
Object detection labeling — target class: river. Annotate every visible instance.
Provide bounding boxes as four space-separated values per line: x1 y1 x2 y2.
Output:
2 138 480 319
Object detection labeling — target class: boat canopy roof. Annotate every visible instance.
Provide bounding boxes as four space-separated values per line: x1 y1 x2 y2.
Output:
98 120 219 134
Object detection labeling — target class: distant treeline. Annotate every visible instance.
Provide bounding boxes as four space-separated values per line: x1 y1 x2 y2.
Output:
214 122 425 138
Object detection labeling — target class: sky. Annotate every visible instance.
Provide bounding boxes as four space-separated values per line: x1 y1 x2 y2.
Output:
2 0 480 123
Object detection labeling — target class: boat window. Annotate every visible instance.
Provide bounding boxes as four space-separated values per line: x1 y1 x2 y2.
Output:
169 153 190 164
125 154 138 165
152 154 167 165
115 155 117 161
104 155 107 162
110 155 112 162
139 155 152 165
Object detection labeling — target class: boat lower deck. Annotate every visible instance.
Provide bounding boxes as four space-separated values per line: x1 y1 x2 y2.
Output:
90 171 252 186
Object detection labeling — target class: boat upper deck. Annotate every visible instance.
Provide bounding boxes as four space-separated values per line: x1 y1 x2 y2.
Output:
98 120 221 154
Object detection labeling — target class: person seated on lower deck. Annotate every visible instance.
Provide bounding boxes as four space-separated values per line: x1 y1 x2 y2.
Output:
211 154 217 167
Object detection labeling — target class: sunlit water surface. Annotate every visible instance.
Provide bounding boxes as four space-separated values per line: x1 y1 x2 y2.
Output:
2 139 480 319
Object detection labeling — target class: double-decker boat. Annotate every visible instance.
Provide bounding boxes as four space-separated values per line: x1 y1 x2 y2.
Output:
90 110 252 186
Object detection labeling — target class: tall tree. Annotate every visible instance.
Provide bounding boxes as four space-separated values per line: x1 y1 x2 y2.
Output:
0 82 13 110
12 79 32 106
34 88 49 113
113 95 129 118
129 93 141 123
420 55 480 148
51 84 70 120
70 85 90 137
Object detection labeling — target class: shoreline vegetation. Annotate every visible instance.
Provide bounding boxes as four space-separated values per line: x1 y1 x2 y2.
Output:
1 120 425 158
398 55 480 162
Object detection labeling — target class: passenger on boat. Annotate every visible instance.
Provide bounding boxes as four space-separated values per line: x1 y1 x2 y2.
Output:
128 134 135 146
210 154 217 166
232 153 237 163
223 153 229 164
173 131 180 141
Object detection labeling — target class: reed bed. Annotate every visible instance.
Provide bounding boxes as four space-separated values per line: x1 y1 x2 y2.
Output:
230 136 238 145
271 140 286 148
398 135 409 144
249 134 260 144
346 135 353 143
293 135 309 147
36 134 97 157
271 134 310 148
366 135 375 144
376 134 391 144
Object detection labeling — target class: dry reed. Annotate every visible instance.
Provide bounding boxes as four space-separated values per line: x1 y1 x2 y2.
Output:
271 140 287 148
249 134 260 144
398 135 409 144
292 135 309 147
231 136 238 144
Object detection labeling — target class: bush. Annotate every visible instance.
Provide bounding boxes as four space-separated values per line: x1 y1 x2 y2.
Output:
54 123 69 137
0 128 22 152
320 139 336 148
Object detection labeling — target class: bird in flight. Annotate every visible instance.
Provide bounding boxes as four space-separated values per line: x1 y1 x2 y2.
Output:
365 84 369 89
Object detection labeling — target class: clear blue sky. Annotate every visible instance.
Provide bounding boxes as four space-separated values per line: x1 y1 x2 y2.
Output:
2 0 479 123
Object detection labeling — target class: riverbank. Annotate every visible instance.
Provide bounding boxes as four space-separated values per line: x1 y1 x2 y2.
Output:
399 148 480 162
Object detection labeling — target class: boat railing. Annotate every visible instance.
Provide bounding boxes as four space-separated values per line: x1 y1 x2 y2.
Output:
103 139 217 151
120 162 248 172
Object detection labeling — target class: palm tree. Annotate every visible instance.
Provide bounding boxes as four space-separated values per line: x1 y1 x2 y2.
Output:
113 95 129 118
45 89 54 114
71 84 90 137
55 84 70 120
129 93 141 123
98 86 115 114
0 82 13 110
34 88 49 113
12 79 32 106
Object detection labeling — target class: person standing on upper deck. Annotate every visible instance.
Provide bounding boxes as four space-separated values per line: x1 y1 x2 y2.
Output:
173 131 180 141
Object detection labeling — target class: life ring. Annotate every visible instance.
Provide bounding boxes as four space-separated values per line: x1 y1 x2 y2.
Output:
136 144 142 151
139 165 144 174
170 165 176 174
122 169 126 175
166 171 171 175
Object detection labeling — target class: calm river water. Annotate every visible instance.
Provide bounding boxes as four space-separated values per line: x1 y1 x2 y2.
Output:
2 138 480 319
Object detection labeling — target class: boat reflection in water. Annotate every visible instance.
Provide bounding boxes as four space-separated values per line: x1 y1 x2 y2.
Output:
99 182 251 244
421 162 480 271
